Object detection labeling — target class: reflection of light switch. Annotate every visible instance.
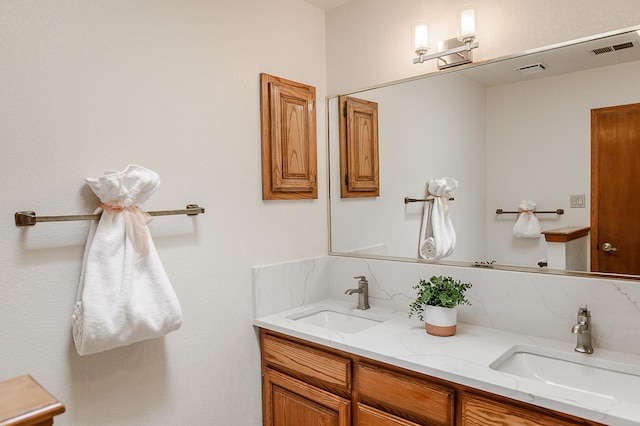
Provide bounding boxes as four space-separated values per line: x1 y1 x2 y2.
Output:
570 194 585 208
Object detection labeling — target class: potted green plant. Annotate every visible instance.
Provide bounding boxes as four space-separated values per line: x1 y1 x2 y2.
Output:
408 275 472 336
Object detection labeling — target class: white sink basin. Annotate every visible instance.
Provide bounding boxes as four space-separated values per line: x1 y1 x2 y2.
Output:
286 305 388 333
490 345 640 404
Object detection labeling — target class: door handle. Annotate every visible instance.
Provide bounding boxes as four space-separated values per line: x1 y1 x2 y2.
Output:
602 242 618 252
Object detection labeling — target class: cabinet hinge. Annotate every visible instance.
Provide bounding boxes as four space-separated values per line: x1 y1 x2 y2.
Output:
344 174 349 186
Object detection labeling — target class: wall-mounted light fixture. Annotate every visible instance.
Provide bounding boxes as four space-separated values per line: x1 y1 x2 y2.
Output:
411 21 430 57
413 6 479 69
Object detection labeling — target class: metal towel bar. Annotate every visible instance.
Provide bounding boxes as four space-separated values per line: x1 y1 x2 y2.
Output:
14 204 205 227
495 208 564 215
404 197 454 204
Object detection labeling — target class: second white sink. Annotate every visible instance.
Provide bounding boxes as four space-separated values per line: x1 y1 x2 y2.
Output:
490 345 640 404
286 305 388 333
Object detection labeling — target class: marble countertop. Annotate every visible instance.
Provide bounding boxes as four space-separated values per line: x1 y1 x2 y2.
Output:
254 299 640 426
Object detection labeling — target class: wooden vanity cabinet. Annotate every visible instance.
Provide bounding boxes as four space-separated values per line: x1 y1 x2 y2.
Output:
260 329 604 426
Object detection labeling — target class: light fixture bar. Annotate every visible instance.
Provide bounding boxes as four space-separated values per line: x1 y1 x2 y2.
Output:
413 40 479 65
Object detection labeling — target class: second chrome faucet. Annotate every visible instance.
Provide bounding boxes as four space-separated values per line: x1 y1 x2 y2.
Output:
345 275 370 310
571 305 593 354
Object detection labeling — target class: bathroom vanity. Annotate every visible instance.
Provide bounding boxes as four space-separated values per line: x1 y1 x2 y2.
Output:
260 329 606 425
255 299 640 426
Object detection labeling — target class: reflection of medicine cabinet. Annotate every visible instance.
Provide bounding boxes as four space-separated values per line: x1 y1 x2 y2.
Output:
339 96 379 198
260 73 317 200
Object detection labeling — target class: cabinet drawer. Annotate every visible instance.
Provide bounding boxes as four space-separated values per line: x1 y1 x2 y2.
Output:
357 363 454 426
460 392 598 426
357 403 422 426
262 333 351 395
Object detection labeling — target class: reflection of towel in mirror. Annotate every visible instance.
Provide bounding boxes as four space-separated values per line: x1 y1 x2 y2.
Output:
72 165 183 356
513 200 541 238
419 177 458 259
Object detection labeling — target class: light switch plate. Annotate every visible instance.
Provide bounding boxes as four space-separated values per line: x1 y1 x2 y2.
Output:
570 194 585 208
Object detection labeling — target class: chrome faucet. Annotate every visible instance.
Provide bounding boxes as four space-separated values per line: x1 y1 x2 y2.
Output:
571 306 593 354
345 276 370 310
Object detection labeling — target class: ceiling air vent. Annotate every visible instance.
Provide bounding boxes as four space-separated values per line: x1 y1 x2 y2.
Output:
516 63 547 75
590 40 636 55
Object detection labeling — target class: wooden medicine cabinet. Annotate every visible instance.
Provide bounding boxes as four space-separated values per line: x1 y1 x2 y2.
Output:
260 73 317 200
339 96 379 198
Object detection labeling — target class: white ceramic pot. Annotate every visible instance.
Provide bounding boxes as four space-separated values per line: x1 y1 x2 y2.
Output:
424 305 457 337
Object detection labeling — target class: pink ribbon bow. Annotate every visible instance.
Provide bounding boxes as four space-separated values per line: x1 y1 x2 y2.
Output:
101 203 153 255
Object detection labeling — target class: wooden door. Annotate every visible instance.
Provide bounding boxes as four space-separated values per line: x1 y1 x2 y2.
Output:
263 368 350 426
591 103 640 275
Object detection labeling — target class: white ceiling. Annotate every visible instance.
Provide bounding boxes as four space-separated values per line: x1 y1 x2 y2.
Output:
302 0 350 10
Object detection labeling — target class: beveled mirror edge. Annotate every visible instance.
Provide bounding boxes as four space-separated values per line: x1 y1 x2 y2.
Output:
325 24 640 283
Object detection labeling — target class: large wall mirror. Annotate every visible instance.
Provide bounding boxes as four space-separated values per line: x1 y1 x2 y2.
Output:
328 26 640 279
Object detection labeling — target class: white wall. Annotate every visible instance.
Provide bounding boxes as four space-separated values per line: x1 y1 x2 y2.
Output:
0 1 326 425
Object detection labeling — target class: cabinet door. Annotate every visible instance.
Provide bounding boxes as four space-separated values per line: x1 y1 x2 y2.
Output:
263 368 350 426
460 392 591 426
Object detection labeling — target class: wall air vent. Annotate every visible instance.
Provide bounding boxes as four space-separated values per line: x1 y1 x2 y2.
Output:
590 40 636 55
516 63 547 75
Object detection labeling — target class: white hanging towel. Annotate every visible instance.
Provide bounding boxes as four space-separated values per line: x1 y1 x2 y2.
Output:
513 200 541 238
72 165 183 356
419 177 458 260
